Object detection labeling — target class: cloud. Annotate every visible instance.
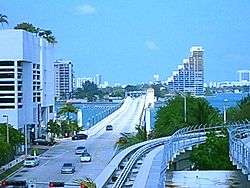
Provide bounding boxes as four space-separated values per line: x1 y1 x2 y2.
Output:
76 4 96 15
145 40 159 51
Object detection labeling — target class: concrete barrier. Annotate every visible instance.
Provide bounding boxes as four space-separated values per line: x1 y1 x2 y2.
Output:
0 155 26 175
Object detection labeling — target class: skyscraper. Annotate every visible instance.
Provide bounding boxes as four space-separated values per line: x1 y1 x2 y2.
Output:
238 70 250 82
167 46 204 95
94 74 102 86
0 29 55 136
54 59 74 99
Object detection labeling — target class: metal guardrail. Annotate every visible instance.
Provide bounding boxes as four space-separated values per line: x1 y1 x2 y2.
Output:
158 122 250 188
96 137 167 187
98 121 250 188
0 155 26 176
228 121 250 179
112 140 165 188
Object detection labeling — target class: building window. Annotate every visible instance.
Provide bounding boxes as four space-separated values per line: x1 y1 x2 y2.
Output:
49 106 53 113
0 98 15 103
0 61 14 66
0 106 15 109
0 73 14 78
0 86 14 91
0 81 14 84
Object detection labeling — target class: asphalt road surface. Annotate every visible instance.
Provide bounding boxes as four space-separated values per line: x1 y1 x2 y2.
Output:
8 96 145 187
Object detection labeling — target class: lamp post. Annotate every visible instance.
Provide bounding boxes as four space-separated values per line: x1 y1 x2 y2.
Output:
3 115 9 143
178 92 187 123
223 99 228 124
25 124 28 156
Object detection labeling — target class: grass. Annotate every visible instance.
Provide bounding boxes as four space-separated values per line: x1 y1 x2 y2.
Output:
0 162 23 181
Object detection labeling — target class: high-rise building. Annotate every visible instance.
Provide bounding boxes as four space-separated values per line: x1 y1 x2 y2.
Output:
54 59 73 99
167 46 204 95
238 70 250 82
153 74 160 82
73 77 94 89
0 29 55 137
94 74 102 86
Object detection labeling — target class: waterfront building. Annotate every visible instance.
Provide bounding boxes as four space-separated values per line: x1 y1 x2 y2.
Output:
74 77 94 89
167 46 204 95
94 74 102 86
238 70 250 82
0 29 55 137
54 59 74 99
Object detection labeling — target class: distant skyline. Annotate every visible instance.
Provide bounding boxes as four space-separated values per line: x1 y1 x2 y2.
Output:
1 0 250 84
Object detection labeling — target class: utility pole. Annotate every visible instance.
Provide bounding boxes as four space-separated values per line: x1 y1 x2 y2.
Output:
25 124 28 156
223 99 228 124
3 115 9 143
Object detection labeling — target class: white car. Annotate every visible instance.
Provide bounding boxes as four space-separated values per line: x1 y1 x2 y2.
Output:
80 152 91 162
24 156 39 167
75 146 87 155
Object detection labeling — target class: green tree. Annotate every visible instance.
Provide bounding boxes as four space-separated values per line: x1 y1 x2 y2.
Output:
47 120 61 139
0 141 14 166
154 96 222 137
116 125 147 150
14 22 38 33
0 14 8 28
190 130 233 170
75 177 97 188
59 102 78 121
14 22 57 44
227 95 250 122
0 124 24 151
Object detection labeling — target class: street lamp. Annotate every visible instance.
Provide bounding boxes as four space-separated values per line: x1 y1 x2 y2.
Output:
177 92 187 123
223 99 228 124
2 115 9 143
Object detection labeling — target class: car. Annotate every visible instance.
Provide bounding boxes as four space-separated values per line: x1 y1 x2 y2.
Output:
75 146 87 155
72 134 88 140
24 156 39 167
61 163 75 174
80 152 91 162
33 138 55 146
106 125 113 131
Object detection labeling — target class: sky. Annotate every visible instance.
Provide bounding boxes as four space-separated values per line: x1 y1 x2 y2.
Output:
1 0 250 85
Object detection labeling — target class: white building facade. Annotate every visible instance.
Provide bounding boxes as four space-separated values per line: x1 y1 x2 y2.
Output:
0 29 55 137
167 46 204 96
54 59 73 99
73 77 94 89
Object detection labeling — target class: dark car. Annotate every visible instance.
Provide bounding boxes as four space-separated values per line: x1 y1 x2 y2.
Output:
33 139 55 146
72 134 88 140
106 125 113 131
61 163 75 174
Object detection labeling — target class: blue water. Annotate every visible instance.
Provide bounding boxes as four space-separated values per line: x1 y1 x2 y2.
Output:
55 102 122 128
206 93 249 111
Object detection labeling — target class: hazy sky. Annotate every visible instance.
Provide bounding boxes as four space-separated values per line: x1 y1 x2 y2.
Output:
1 0 250 84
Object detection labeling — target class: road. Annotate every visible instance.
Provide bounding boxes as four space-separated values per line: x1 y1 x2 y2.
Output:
8 96 145 187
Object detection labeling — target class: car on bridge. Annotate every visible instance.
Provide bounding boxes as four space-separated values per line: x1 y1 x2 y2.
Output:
75 146 87 155
106 124 113 131
24 156 39 167
61 163 75 174
80 152 92 162
72 133 88 140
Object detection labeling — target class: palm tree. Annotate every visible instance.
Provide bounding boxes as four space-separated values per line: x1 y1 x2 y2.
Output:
0 14 8 28
74 178 97 188
59 102 78 121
